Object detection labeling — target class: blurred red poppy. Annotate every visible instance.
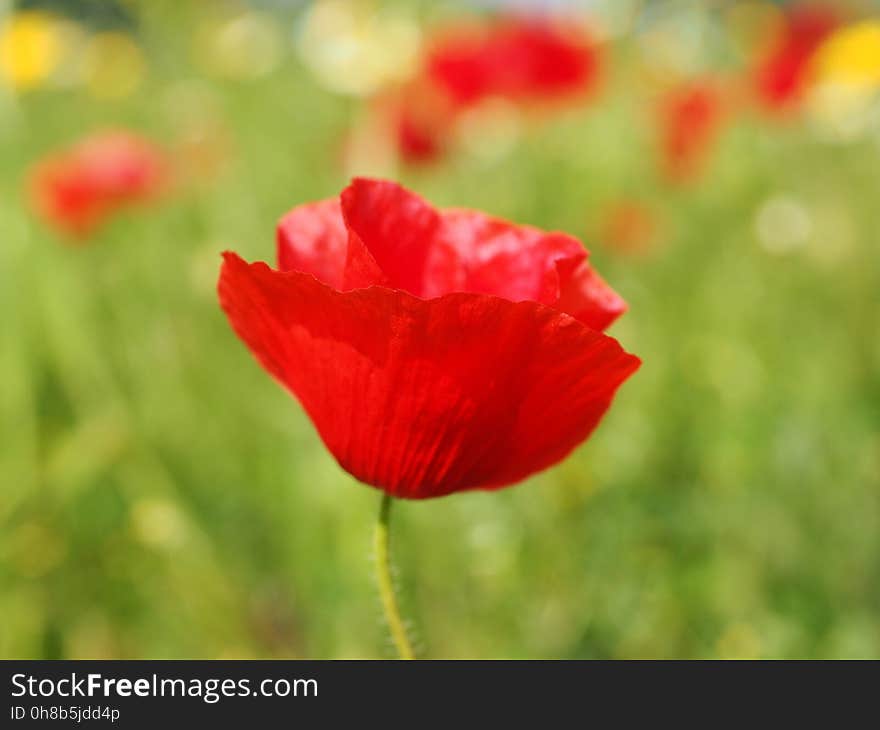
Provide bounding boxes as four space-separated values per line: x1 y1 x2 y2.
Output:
753 4 838 112
28 130 170 238
657 81 724 183
352 17 601 167
381 81 455 166
598 199 660 256
219 179 639 499
395 110 444 164
426 17 602 109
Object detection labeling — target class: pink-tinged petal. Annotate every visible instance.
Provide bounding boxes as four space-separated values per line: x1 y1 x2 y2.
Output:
276 198 347 288
218 252 640 499
555 260 627 331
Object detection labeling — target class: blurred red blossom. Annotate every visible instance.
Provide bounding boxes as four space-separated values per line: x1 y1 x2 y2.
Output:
219 178 639 499
28 131 170 238
752 4 839 112
395 109 444 164
657 81 725 184
357 16 602 167
597 198 661 256
426 17 602 109
381 80 456 166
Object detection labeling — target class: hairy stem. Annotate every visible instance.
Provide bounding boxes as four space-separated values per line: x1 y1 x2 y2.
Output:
374 493 415 659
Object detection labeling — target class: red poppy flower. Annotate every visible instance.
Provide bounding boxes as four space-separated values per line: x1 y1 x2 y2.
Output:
426 17 601 108
657 81 724 183
28 130 170 238
219 179 639 499
753 4 838 112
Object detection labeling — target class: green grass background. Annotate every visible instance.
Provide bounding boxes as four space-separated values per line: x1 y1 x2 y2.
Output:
1 1 879 658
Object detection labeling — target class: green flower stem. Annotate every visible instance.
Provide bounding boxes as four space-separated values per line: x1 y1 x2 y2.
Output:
374 493 415 660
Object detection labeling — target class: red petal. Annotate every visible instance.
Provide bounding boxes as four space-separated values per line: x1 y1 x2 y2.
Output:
440 209 586 308
555 260 627 331
218 252 640 499
340 177 446 296
276 198 347 288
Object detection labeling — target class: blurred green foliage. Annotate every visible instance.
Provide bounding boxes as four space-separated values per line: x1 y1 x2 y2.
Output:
1 1 879 659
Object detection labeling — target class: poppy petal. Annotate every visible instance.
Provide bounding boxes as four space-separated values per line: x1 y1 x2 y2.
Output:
219 252 640 499
555 260 628 331
276 198 348 288
440 209 587 307
340 177 447 296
